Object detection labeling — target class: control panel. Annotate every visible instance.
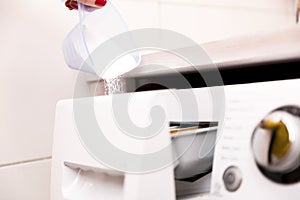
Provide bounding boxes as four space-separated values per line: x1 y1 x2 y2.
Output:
210 78 300 200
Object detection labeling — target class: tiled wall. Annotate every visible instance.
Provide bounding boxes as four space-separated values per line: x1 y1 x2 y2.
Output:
113 0 298 43
0 1 79 199
0 0 298 199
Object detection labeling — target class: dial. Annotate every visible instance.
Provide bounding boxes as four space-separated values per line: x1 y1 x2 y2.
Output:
252 106 300 184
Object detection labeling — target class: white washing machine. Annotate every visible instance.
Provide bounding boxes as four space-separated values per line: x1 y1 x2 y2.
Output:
51 27 300 200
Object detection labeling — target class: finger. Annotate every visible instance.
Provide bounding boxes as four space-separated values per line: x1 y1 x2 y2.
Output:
65 0 106 10
76 0 107 8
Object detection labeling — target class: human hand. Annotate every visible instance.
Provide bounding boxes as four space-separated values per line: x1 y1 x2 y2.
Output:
65 0 107 10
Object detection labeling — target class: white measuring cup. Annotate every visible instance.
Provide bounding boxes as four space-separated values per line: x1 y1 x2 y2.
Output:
62 1 141 79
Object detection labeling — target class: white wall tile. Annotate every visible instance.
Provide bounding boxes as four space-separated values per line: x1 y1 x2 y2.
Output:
111 0 160 30
0 159 51 200
159 0 298 13
159 3 297 44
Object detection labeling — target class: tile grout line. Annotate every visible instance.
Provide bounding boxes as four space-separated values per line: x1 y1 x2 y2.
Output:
158 1 290 14
0 156 52 168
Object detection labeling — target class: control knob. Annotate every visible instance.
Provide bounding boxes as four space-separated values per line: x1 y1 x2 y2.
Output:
252 106 300 183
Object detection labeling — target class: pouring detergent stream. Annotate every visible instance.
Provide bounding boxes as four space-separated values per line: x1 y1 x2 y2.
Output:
62 0 141 94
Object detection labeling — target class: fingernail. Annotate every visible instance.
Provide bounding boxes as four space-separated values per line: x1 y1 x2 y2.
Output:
65 0 78 10
65 1 73 10
95 0 107 7
71 2 78 10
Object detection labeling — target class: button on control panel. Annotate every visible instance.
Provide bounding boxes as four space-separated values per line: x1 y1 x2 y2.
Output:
223 166 242 192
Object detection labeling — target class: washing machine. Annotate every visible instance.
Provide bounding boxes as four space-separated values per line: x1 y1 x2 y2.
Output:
51 27 300 200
